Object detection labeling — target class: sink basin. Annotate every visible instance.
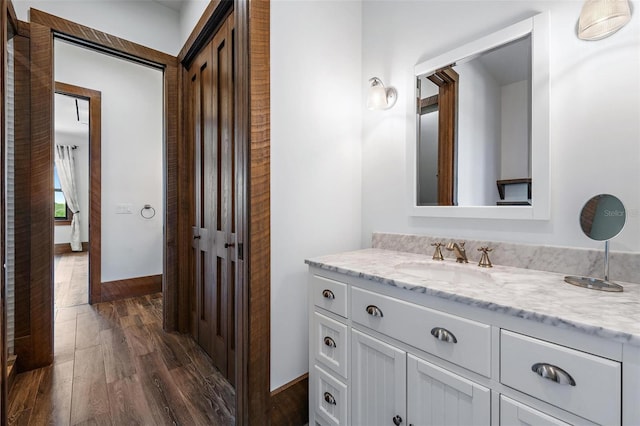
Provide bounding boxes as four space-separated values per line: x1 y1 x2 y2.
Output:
394 262 494 285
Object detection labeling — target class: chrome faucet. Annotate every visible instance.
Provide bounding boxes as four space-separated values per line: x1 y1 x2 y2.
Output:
445 241 468 263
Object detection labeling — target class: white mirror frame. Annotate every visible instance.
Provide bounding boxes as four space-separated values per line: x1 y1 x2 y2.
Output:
409 13 549 220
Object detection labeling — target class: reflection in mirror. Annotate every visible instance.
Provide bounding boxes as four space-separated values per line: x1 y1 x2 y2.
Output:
579 194 626 241
417 35 531 206
565 194 626 292
411 13 549 220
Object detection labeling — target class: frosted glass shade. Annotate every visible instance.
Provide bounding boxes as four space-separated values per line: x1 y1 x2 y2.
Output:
367 85 388 110
578 0 631 40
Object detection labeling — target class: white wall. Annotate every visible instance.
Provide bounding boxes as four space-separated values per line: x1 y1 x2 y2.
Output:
13 0 181 54
55 40 164 282
270 0 363 390
362 0 640 253
54 128 89 245
179 0 209 48
456 60 501 205
501 80 530 179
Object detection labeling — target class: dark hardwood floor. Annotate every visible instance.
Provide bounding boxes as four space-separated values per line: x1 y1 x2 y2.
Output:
8 293 235 425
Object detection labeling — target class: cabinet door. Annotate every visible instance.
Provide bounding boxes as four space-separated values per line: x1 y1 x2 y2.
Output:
500 395 571 426
352 329 406 426
407 354 490 426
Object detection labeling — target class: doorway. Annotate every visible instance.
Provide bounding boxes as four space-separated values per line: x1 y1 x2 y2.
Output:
53 88 93 312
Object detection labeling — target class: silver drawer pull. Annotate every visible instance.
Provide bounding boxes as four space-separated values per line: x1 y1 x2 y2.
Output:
366 305 384 317
430 327 458 344
322 289 335 300
531 363 576 386
324 336 336 348
324 392 336 405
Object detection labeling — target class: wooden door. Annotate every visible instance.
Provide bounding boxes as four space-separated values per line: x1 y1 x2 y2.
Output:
407 354 490 425
351 329 406 426
189 13 236 385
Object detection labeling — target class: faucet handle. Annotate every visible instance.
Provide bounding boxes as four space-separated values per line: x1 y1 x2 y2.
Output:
477 246 493 268
431 242 444 261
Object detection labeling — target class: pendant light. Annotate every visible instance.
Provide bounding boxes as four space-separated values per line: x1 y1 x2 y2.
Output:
578 0 631 40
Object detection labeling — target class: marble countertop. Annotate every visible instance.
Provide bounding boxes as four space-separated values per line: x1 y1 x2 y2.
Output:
306 249 640 347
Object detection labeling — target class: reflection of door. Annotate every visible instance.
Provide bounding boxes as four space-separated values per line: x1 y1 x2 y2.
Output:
189 13 236 384
424 67 458 206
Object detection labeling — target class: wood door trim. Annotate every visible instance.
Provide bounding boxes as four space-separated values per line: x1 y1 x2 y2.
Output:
54 81 102 305
29 9 176 66
26 11 179 371
243 0 271 421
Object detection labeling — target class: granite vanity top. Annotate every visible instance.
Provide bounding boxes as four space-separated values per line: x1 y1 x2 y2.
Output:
306 248 640 347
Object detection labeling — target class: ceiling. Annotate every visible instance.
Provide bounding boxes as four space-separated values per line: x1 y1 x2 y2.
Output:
151 0 184 13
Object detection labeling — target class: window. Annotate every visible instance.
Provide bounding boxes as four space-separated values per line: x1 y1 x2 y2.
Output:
54 165 70 221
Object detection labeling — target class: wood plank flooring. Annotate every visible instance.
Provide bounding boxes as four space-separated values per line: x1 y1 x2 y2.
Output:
8 294 236 425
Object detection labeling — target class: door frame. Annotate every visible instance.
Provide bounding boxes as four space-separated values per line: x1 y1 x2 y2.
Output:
54 82 101 304
26 9 180 370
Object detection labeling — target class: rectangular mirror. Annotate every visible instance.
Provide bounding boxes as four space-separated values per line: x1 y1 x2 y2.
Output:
410 13 549 220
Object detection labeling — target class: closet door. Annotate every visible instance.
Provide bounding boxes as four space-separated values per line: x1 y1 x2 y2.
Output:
189 13 235 385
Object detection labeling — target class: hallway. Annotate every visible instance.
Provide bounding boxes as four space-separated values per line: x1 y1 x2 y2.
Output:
8 294 235 425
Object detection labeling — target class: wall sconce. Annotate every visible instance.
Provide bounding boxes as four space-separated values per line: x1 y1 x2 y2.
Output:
367 77 397 110
578 0 631 40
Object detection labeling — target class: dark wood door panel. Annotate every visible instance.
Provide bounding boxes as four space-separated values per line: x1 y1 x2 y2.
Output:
189 13 236 386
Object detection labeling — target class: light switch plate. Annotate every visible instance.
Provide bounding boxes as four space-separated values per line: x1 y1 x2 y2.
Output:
116 203 133 214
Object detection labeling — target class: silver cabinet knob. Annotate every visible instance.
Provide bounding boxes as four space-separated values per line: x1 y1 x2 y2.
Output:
324 392 336 405
366 305 384 317
430 327 458 344
531 363 576 386
323 336 336 348
322 289 335 300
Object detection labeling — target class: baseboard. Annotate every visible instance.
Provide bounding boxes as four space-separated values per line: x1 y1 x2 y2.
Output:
270 373 308 425
54 241 89 255
101 274 162 302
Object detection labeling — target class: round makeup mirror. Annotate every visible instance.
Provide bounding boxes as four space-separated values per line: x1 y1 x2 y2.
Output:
565 194 626 292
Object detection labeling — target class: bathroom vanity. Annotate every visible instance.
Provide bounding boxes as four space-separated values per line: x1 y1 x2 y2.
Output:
306 249 640 426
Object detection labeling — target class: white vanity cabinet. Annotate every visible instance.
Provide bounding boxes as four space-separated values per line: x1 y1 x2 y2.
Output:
351 329 406 426
308 265 638 426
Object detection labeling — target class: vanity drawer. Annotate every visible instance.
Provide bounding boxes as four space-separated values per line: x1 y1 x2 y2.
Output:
351 286 491 377
312 365 348 426
313 311 348 379
500 395 572 426
500 330 621 426
311 274 348 318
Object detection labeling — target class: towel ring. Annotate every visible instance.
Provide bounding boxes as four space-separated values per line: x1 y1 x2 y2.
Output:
141 204 156 219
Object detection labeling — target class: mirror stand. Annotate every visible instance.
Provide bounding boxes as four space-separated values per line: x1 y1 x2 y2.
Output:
564 193 626 293
565 241 623 292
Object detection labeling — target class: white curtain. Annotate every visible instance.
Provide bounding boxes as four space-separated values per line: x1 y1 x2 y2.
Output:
55 145 82 251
